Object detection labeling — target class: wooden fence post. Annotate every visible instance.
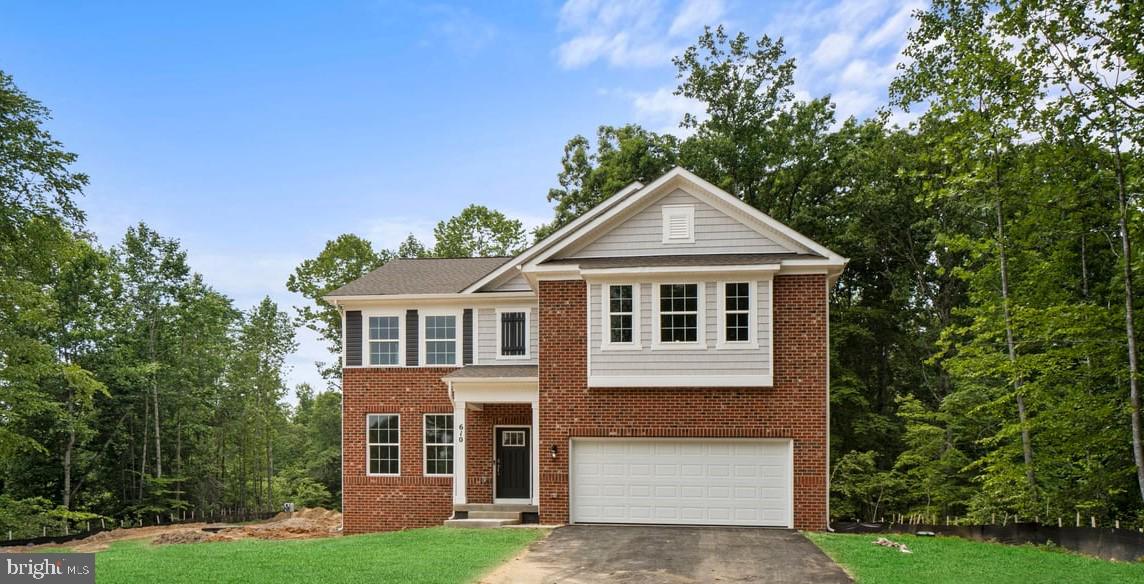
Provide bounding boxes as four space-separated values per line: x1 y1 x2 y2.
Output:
1091 516 1096 528
1076 511 1080 527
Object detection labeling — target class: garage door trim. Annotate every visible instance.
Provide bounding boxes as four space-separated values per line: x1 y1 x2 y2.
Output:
568 437 794 528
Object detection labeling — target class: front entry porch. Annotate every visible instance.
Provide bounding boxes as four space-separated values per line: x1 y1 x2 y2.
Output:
444 365 540 527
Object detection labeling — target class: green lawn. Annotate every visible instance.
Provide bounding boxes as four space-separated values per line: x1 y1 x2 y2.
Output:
807 532 1144 584
93 527 544 584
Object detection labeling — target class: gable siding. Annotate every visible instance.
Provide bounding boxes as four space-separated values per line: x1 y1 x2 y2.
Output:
568 189 798 259
587 281 771 378
489 273 532 292
476 305 539 366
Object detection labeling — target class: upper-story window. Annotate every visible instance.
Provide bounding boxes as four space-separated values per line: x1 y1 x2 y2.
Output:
423 314 457 365
604 284 639 346
661 204 695 243
368 315 401 365
497 309 529 358
721 282 754 345
658 283 700 343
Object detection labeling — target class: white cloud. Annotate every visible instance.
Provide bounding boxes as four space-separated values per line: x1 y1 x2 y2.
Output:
811 32 856 66
556 0 723 69
860 1 924 50
669 0 725 37
631 86 704 135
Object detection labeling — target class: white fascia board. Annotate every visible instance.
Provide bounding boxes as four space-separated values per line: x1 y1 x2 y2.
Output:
580 264 781 278
587 374 773 388
461 181 645 293
323 291 534 307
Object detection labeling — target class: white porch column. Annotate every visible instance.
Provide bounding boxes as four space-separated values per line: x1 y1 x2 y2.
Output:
453 400 467 505
531 398 540 506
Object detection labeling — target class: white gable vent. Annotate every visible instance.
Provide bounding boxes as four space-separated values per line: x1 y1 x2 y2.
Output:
661 204 695 243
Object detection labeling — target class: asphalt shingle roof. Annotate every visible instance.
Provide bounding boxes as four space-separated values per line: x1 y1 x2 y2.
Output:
326 257 513 296
442 365 539 379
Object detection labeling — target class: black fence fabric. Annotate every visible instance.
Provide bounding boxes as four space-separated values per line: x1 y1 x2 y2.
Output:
3 510 277 548
832 521 1144 562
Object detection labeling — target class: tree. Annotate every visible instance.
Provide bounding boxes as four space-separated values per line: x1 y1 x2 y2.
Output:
431 204 528 257
396 233 431 258
539 125 679 238
990 0 1144 505
286 234 387 385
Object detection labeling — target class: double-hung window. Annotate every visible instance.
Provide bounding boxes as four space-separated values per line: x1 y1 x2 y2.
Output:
723 282 752 343
604 284 638 346
423 414 454 475
368 315 401 365
367 414 399 475
497 309 528 358
658 283 700 343
423 314 457 365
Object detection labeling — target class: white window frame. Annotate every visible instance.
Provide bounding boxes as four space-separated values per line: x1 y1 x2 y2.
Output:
421 311 461 366
495 307 531 360
601 283 641 350
661 204 696 244
366 413 400 477
423 413 454 476
717 281 758 349
651 282 705 349
362 310 403 367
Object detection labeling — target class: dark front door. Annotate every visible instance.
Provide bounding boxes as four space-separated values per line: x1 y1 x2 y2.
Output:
495 427 530 500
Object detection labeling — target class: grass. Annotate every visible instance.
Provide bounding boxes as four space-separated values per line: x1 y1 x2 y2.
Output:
93 527 545 584
807 532 1144 584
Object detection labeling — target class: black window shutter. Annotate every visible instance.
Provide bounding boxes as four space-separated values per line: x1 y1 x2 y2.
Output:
406 309 419 365
345 310 362 366
463 309 474 365
500 312 526 356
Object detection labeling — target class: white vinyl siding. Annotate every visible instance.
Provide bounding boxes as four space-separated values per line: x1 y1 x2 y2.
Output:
568 189 799 258
588 281 772 382
570 439 792 527
476 306 539 365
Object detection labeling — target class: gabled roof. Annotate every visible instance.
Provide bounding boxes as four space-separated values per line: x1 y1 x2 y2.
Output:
467 167 846 291
541 253 821 269
326 257 512 297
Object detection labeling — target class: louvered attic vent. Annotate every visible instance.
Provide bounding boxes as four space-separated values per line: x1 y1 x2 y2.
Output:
661 204 695 243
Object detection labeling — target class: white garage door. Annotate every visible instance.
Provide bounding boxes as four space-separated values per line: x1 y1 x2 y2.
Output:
570 439 792 527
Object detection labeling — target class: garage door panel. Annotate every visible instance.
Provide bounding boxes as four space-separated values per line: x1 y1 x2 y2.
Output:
571 439 791 527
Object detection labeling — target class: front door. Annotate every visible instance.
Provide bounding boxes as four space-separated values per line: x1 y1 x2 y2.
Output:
495 427 530 500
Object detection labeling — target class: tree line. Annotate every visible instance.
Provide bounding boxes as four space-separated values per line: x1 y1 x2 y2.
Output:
2 0 1141 531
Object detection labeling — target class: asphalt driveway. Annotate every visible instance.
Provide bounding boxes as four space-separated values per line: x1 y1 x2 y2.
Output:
481 525 851 583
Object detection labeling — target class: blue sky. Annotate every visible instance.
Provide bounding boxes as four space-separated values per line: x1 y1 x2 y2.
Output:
0 0 922 393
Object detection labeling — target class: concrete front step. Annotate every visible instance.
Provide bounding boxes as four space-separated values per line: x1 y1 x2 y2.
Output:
453 503 538 513
468 511 522 520
444 518 521 529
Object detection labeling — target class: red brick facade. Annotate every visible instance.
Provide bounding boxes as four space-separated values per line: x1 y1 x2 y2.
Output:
536 275 829 530
341 274 830 533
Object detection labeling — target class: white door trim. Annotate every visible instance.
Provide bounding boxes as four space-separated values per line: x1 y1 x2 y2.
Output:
493 424 533 504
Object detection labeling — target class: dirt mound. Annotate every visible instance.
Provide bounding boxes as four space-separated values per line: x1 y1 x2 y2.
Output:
152 529 231 545
218 507 341 540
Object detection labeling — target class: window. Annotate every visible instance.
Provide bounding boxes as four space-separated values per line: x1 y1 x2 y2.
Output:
368 315 401 365
424 314 457 365
724 283 751 342
498 310 528 358
367 414 399 475
661 204 695 243
606 285 636 344
659 284 699 343
424 414 454 475
501 430 526 447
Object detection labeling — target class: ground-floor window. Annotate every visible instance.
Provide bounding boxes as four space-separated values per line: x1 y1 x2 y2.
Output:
424 414 454 475
367 414 399 475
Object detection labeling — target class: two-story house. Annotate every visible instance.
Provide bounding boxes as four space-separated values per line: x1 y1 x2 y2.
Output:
326 167 846 532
